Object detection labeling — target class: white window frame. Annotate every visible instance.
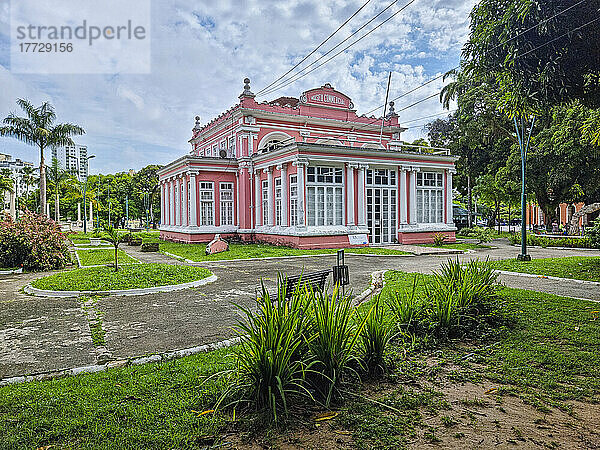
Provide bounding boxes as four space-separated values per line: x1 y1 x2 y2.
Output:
274 177 282 226
416 172 443 223
199 182 214 226
228 136 236 157
220 182 234 226
306 166 344 226
262 179 269 226
290 174 298 226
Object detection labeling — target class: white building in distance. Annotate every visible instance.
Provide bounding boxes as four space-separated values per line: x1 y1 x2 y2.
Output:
0 153 35 197
51 144 89 179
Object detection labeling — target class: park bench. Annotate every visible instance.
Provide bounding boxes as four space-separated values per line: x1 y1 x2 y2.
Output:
266 269 331 300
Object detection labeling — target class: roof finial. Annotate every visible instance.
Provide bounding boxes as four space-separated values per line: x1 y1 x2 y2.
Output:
386 101 397 118
240 77 255 98
193 115 202 130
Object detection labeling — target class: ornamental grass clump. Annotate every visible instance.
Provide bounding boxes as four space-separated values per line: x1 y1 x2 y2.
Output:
306 286 372 407
425 258 499 335
216 277 314 422
360 295 394 376
219 276 381 420
0 210 69 271
386 275 422 331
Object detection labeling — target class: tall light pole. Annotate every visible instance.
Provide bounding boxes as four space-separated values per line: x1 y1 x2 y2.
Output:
68 153 95 234
514 115 535 261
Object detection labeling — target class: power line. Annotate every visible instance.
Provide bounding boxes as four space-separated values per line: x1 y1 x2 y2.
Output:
401 109 456 125
363 0 589 116
259 0 418 97
258 0 403 96
256 0 372 96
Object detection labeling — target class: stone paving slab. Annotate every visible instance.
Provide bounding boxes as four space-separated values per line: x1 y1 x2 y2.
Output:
0 290 95 378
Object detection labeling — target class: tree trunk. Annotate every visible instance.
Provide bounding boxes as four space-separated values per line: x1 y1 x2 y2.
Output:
508 205 511 234
467 173 472 228
114 245 119 271
55 192 60 222
568 202 600 235
496 202 501 234
39 144 46 217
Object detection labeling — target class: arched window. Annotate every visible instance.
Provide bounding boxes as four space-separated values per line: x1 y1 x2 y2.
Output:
257 132 293 152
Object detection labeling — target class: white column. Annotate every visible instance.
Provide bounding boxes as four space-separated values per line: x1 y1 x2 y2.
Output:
266 167 274 226
357 165 367 227
346 163 356 226
446 168 455 225
295 161 306 227
409 168 419 224
183 175 189 227
236 170 240 227
254 169 261 227
399 167 408 225
189 173 197 227
77 202 81 223
160 183 165 225
176 179 179 226
170 179 175 226
280 164 288 226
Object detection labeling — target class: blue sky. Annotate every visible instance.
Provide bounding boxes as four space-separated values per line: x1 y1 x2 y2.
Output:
0 0 474 174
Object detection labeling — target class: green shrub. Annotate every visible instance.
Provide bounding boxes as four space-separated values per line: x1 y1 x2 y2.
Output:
0 211 70 271
432 232 447 246
360 296 393 376
511 233 592 248
386 275 422 330
217 278 313 421
425 258 499 334
458 226 495 244
307 286 371 406
586 221 600 249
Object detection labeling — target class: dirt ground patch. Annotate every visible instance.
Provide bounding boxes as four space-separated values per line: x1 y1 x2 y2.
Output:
222 375 599 449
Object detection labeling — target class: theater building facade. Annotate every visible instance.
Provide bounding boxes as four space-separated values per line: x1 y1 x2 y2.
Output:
158 80 457 248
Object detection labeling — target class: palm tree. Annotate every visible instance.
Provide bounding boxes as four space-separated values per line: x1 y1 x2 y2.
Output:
0 99 84 217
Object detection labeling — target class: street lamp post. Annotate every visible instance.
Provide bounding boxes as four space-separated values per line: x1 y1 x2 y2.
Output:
514 115 535 261
68 154 95 234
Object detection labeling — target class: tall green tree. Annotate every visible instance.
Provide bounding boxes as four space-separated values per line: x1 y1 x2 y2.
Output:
0 99 84 217
462 0 600 116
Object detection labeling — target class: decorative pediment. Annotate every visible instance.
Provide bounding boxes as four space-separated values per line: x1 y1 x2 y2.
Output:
300 83 354 109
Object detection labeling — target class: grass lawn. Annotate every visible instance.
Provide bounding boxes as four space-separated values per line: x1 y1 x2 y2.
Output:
416 242 491 251
159 241 410 261
489 256 600 282
4 270 599 448
76 248 137 267
30 263 213 291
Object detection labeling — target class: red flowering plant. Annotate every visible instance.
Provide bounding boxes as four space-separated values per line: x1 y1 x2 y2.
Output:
0 211 70 271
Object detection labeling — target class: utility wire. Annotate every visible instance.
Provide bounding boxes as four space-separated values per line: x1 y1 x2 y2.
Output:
362 0 589 116
256 0 372 95
259 0 418 97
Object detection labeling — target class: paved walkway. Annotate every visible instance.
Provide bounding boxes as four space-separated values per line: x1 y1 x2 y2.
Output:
1 241 599 379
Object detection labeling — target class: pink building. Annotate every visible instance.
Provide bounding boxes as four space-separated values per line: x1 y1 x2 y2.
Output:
158 79 457 248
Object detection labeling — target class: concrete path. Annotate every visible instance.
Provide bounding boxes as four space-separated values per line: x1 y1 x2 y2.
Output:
1 240 599 379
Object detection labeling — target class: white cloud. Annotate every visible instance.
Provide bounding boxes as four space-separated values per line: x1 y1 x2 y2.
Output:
0 0 475 172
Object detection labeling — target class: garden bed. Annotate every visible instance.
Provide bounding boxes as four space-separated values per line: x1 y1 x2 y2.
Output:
75 248 138 267
489 256 600 282
29 263 213 292
160 242 410 262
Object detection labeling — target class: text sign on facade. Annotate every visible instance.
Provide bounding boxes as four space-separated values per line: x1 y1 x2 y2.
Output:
304 87 351 109
348 234 368 245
